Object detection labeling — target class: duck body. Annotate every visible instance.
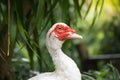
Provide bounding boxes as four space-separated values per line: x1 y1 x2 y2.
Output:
28 23 82 80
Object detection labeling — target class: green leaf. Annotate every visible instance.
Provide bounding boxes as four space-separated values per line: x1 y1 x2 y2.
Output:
89 0 100 31
59 0 70 23
14 0 27 42
35 0 45 32
47 0 58 14
95 0 100 12
15 0 24 24
10 13 17 48
79 0 85 10
90 12 98 29
16 15 27 42
84 0 93 19
99 0 104 16
108 64 120 80
73 0 82 18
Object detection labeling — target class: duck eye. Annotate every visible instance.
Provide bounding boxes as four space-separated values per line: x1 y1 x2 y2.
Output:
58 27 62 30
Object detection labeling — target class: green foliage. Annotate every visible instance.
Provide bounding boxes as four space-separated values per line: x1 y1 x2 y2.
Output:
82 64 120 80
99 15 120 54
0 0 120 80
8 0 103 72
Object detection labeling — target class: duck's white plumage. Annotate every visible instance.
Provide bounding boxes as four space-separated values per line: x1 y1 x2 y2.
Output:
28 23 82 80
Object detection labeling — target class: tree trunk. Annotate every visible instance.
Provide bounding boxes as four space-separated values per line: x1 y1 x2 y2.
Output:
0 25 15 80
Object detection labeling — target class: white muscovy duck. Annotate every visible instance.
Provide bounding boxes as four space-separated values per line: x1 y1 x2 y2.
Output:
28 23 83 80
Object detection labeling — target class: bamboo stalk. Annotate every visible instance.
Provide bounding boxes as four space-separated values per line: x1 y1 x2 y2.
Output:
7 0 10 56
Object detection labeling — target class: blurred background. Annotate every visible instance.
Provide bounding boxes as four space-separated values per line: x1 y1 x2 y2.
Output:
0 0 120 80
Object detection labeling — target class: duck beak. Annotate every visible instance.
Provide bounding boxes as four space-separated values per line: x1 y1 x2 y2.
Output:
67 33 83 39
69 33 83 39
66 27 83 39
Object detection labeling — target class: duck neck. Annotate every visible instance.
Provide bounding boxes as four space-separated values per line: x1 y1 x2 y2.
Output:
46 37 80 76
46 42 81 80
47 46 74 72
47 47 64 69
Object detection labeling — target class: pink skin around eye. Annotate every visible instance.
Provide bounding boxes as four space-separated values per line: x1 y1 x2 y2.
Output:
49 24 76 41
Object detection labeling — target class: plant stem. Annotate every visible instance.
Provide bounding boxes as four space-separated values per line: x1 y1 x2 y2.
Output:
7 0 10 56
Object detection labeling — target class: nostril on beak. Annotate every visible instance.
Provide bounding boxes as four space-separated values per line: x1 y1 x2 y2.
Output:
70 29 75 33
67 27 76 33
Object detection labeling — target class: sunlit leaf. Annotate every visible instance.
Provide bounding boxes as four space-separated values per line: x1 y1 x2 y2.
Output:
84 0 93 19
79 0 85 10
95 0 100 13
99 0 104 16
